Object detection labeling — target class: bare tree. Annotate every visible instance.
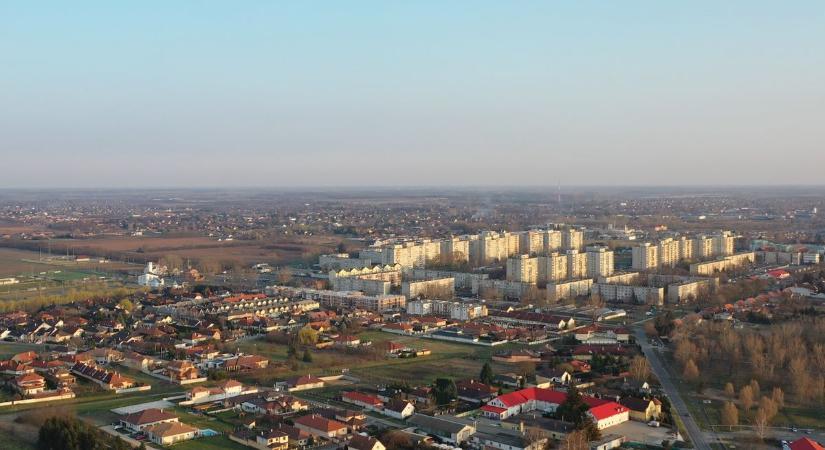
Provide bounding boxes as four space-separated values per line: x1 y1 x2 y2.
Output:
630 356 650 382
753 407 769 441
560 429 589 450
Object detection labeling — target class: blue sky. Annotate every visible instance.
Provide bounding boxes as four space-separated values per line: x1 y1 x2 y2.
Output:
1 1 824 187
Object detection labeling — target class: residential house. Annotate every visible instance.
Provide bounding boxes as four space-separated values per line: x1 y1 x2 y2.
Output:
13 373 46 396
407 414 475 444
456 379 498 403
144 422 199 445
293 414 349 439
619 397 662 422
165 360 201 382
120 408 179 432
348 434 386 450
223 354 269 372
342 391 383 410
276 374 325 392
70 361 135 390
536 368 572 386
382 399 414 420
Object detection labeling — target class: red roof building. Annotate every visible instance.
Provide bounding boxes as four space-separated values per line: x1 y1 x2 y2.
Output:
790 438 825 450
483 387 629 430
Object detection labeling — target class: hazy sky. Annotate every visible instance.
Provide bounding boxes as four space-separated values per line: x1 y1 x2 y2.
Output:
2 1 824 188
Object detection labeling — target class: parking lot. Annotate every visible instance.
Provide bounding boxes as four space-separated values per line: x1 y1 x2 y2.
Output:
609 420 681 446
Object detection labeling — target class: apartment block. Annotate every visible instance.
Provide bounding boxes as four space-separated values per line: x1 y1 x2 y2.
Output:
561 228 584 251
657 238 680 268
402 277 455 299
689 252 755 276
586 246 614 278
566 250 588 279
547 279 593 302
631 243 658 271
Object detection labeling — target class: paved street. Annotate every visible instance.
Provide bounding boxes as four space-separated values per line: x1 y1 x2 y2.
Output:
634 327 715 450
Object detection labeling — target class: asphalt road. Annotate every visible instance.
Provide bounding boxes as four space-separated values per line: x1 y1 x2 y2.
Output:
634 327 714 450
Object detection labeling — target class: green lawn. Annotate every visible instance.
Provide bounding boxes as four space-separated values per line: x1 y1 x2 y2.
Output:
169 435 248 450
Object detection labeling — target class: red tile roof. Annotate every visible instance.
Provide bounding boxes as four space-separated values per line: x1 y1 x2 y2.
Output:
790 438 825 450
122 408 178 426
294 414 347 432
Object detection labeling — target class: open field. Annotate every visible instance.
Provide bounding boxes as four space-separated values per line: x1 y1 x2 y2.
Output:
234 329 523 388
0 247 138 278
3 234 342 268
173 435 249 450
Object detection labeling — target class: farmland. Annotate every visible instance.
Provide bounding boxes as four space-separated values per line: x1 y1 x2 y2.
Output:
2 233 342 269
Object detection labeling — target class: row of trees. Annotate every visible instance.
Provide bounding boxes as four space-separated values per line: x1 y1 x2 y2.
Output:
672 318 825 405
38 416 136 450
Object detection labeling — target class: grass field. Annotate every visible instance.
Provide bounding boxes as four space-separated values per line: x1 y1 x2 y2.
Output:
0 248 137 278
173 435 249 450
234 329 523 389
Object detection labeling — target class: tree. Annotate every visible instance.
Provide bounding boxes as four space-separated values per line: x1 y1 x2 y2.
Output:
117 299 134 312
278 266 294 286
560 429 589 450
298 326 318 345
555 387 591 428
682 359 699 383
749 379 761 400
480 361 494 385
433 378 457 405
724 382 735 398
38 415 130 450
302 349 313 363
159 254 184 273
753 407 769 441
720 401 739 430
759 396 778 422
771 387 785 408
739 385 754 412
589 294 605 322
629 356 650 382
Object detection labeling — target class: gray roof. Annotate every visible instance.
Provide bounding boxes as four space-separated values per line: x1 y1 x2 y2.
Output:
408 414 472 436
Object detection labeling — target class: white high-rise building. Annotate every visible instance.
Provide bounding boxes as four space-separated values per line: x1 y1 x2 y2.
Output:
506 255 539 283
566 250 588 279
586 246 614 278
632 243 658 271
657 238 680 268
562 229 584 251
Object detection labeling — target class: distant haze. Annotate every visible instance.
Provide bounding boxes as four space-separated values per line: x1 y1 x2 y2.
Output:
2 1 824 188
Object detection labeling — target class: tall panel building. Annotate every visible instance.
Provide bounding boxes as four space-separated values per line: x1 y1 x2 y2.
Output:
632 243 658 271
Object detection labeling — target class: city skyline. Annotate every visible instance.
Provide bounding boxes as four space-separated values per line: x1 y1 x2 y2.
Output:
2 1 824 188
